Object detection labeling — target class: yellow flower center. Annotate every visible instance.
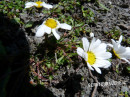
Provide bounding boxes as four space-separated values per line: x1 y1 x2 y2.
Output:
87 51 96 65
35 1 43 8
44 18 57 29
113 50 120 59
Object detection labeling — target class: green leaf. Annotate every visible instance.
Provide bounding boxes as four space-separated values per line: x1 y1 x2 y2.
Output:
25 21 33 28
56 56 64 65
98 2 109 11
46 62 51 68
13 17 21 24
49 75 53 81
125 91 128 97
126 66 130 73
75 22 84 27
116 65 119 73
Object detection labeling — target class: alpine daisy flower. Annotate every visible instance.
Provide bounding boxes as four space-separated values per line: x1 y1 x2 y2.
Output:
35 18 72 40
25 1 53 9
110 35 130 63
77 37 112 74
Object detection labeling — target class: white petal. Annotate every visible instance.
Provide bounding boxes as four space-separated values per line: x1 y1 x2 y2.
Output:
103 62 111 68
107 43 113 48
82 37 89 52
117 35 123 44
41 2 53 9
77 47 85 58
121 58 130 64
25 2 36 8
119 47 130 59
116 46 126 54
125 47 130 56
84 52 88 61
87 62 94 71
94 59 111 68
119 53 130 59
95 52 112 60
111 39 118 51
35 25 45 37
93 66 101 74
89 37 96 51
93 43 107 54
126 47 130 52
52 29 60 40
119 54 130 59
59 23 72 30
102 60 111 68
44 25 51 34
90 39 101 51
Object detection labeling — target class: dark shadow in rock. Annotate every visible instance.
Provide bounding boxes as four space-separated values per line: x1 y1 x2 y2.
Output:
88 22 96 27
55 72 82 97
81 0 97 4
0 12 56 97
47 0 60 4
25 20 43 36
34 35 57 60
119 63 130 77
92 69 109 82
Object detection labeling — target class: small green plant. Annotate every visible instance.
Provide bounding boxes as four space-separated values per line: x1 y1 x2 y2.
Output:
105 28 121 40
126 66 130 73
81 6 94 23
126 38 130 45
119 91 129 97
116 65 119 73
95 0 109 11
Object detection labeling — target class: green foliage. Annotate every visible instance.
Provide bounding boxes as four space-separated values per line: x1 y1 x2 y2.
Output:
56 55 64 65
105 28 121 40
119 91 129 97
98 2 109 11
11 17 23 24
2 0 129 89
0 0 25 18
81 6 94 23
126 38 130 45
126 66 130 73
25 21 33 28
110 29 121 39
116 65 119 73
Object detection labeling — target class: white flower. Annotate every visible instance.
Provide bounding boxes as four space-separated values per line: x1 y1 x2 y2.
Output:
110 35 130 63
90 32 94 37
77 37 112 74
35 18 72 40
25 1 53 9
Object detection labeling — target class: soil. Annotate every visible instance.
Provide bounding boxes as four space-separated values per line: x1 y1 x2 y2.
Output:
0 0 130 97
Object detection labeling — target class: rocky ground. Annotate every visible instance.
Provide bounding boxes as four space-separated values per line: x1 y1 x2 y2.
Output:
0 0 130 97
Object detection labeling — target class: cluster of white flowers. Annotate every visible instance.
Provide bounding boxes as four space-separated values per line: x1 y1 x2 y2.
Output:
25 1 130 74
77 34 130 74
25 1 71 40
